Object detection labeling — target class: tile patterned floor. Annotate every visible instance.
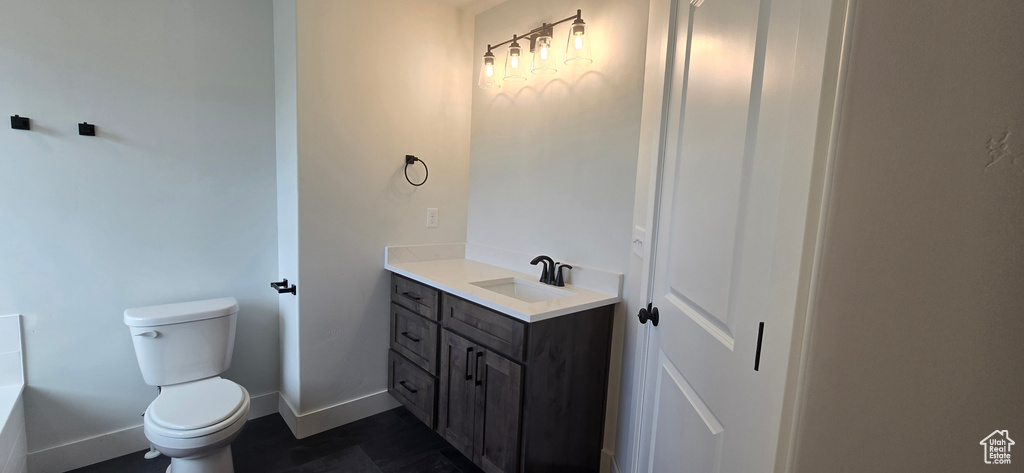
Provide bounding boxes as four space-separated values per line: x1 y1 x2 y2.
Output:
69 407 483 473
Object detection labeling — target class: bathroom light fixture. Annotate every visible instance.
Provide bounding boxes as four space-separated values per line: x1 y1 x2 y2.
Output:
503 35 527 82
564 13 592 65
531 27 557 74
479 46 500 89
478 9 592 88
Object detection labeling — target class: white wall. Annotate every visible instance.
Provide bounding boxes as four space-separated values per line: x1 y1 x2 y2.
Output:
467 0 650 466
792 1 1024 472
613 46 658 473
0 0 280 459
468 0 649 274
273 0 302 417
283 0 473 420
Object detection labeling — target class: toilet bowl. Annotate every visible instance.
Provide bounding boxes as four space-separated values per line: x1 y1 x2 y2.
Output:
125 298 250 473
144 377 250 473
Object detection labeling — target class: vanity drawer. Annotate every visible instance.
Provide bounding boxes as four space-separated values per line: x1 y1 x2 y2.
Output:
388 349 436 428
390 302 439 374
392 273 440 320
442 294 526 362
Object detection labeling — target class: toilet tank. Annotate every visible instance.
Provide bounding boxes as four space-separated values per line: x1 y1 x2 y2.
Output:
124 298 239 386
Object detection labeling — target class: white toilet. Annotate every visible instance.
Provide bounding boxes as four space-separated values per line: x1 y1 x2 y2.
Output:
124 297 250 473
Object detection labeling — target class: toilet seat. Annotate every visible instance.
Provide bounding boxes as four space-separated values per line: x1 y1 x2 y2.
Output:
145 378 250 440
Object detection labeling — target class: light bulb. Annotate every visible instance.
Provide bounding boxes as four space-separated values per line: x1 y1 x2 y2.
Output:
532 33 557 74
479 49 500 88
564 15 593 65
503 39 527 82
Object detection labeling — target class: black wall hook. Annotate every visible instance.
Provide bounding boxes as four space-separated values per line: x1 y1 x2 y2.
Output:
10 115 30 130
79 122 95 136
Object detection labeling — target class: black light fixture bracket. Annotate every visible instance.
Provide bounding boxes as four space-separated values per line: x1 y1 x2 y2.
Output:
486 9 584 54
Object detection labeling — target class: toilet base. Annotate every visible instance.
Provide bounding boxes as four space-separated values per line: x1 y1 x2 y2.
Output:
167 445 233 473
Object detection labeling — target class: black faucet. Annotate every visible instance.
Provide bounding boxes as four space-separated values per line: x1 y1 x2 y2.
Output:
553 263 572 287
530 255 556 284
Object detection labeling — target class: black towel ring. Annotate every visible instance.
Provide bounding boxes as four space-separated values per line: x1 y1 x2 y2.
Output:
405 155 428 187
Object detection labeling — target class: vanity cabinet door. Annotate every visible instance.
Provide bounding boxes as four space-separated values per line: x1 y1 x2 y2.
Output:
474 348 523 473
438 330 478 459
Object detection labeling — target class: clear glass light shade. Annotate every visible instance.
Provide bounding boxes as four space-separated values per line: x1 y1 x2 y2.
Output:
531 35 557 74
503 42 526 82
564 21 592 65
478 52 500 89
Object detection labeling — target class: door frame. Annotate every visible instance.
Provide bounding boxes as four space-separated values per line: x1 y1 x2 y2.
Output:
626 0 859 471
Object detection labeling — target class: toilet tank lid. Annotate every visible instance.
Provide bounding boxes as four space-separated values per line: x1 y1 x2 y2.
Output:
124 297 239 327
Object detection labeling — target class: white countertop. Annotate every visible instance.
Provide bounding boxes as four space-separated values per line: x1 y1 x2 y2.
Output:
384 244 622 323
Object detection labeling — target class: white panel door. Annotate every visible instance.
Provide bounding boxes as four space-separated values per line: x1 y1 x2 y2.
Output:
636 0 840 471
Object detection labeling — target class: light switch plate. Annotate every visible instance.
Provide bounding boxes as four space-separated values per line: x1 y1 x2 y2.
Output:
632 226 646 257
426 208 438 228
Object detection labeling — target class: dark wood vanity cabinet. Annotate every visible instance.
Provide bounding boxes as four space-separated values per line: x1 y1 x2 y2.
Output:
438 329 523 473
387 274 441 427
387 272 614 473
436 330 478 456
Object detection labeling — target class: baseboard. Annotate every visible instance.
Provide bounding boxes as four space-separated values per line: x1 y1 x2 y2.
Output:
28 424 147 473
248 391 280 419
27 391 280 473
601 449 616 473
278 390 400 439
278 394 299 437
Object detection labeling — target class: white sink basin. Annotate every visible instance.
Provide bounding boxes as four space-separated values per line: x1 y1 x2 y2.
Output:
470 277 574 303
